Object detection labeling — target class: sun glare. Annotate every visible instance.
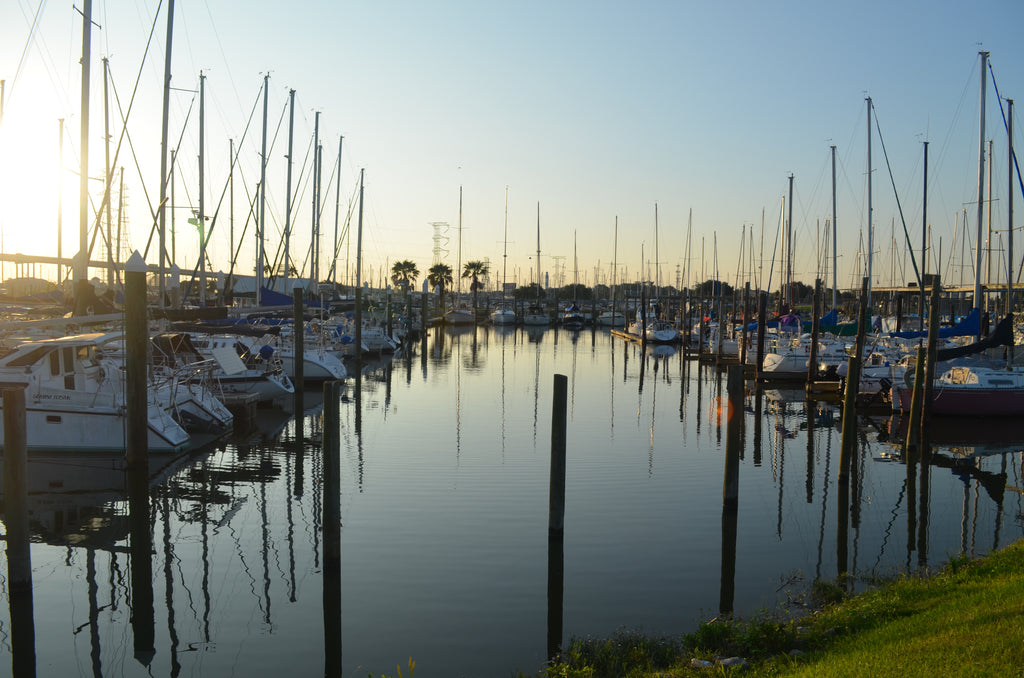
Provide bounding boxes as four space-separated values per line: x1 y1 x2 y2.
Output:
0 105 76 281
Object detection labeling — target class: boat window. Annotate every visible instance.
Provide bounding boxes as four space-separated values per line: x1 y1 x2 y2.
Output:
2 346 53 368
62 347 76 390
50 350 61 375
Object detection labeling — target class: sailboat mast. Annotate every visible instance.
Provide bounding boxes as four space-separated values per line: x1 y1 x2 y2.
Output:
654 202 660 295
76 0 93 309
921 141 929 319
831 145 837 311
974 50 989 315
284 89 295 285
312 111 321 285
612 216 618 318
229 138 234 279
333 135 343 284
866 96 874 311
57 119 64 283
102 58 112 286
786 173 794 309
157 0 174 307
536 202 541 300
457 186 463 298
198 71 206 305
1007 98 1014 329
257 73 268 307
502 185 508 294
685 208 693 293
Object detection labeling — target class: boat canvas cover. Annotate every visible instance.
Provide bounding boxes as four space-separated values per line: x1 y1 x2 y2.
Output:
888 308 981 339
935 313 1013 362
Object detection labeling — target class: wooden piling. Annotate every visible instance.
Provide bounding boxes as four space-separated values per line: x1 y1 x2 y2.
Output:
755 292 767 378
806 278 822 392
293 288 304 421
354 285 363 366
549 374 568 535
903 344 926 455
739 282 750 366
128 450 155 663
386 288 393 338
697 299 706 358
921 276 942 435
124 251 149 469
715 289 725 363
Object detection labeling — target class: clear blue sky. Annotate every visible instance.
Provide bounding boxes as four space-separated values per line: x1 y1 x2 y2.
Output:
2 0 1022 294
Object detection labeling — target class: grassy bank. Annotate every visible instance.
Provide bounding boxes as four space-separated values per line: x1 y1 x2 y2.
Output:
542 540 1024 677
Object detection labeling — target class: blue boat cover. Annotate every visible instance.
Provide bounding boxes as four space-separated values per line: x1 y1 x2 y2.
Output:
747 308 837 332
887 307 980 339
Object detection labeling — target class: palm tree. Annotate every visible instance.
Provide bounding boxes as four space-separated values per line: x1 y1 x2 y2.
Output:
427 263 454 313
390 260 419 295
461 260 490 315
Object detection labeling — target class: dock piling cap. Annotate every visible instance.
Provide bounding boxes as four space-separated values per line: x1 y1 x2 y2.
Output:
125 251 147 274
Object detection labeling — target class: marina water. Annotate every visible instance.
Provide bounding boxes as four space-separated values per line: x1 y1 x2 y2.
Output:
1 325 1021 677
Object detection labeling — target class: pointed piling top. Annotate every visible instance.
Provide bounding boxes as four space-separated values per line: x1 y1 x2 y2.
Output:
125 250 147 273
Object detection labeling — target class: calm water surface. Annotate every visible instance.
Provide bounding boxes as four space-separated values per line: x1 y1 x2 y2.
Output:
2 325 1022 677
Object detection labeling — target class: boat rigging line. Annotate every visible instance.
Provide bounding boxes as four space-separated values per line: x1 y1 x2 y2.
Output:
870 99 922 290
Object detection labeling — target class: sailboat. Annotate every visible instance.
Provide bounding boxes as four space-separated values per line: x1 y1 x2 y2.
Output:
491 187 517 325
523 203 550 326
890 52 1024 416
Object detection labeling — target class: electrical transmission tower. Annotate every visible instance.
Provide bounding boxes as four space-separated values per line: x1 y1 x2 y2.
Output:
430 222 450 266
550 255 566 288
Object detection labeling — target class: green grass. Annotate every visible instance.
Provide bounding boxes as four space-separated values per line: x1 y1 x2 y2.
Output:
540 540 1024 678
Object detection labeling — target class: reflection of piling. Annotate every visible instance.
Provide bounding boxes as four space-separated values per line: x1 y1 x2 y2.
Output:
125 252 149 469
719 493 738 617
837 471 849 577
128 462 155 665
293 288 304 423
723 365 743 509
719 365 742 615
547 532 565 661
549 374 568 535
839 278 868 483
3 388 36 677
805 398 816 504
752 383 764 467
322 381 342 676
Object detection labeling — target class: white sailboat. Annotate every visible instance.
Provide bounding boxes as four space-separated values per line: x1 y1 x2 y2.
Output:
0 333 191 453
445 186 476 326
491 187 517 326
